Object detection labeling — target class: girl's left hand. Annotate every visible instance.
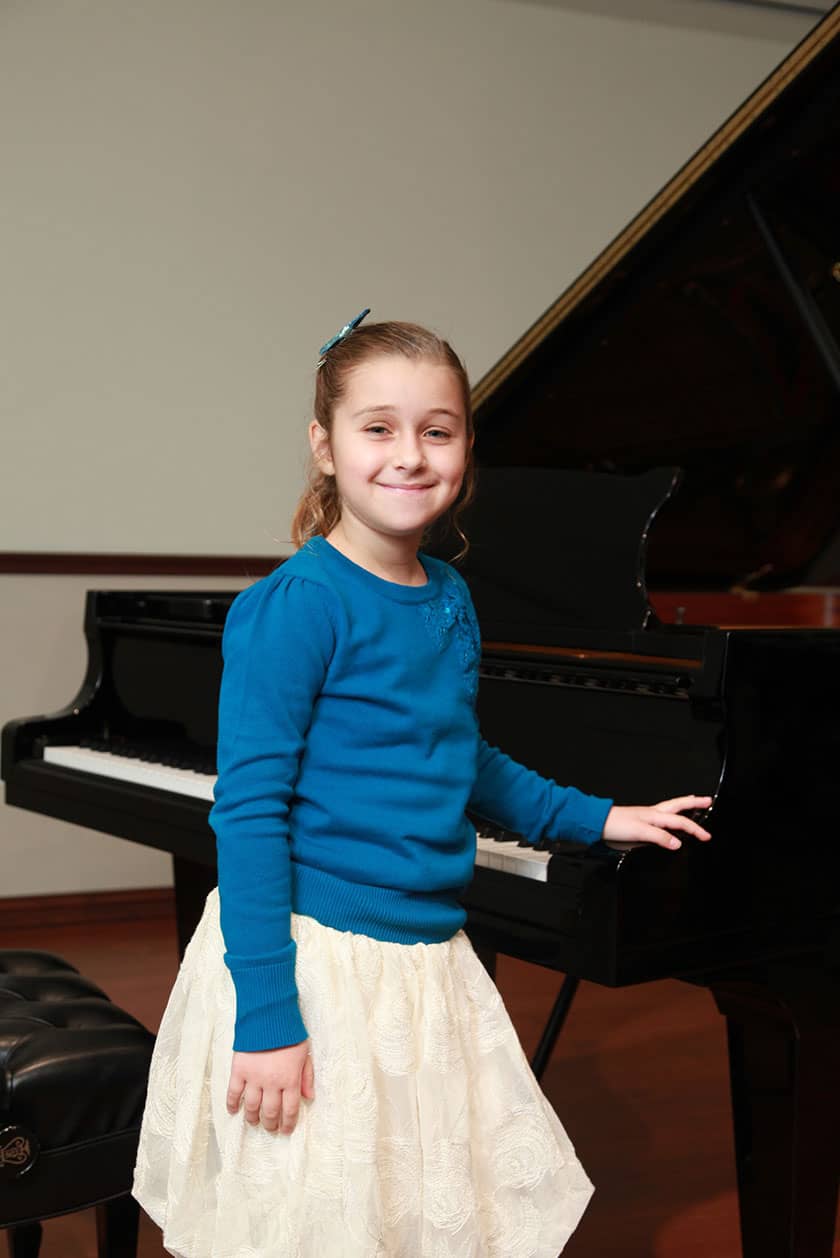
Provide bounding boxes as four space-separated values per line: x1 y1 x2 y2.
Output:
602 795 712 851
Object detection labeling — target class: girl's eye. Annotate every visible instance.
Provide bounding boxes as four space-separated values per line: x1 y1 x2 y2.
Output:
365 424 391 435
425 428 451 440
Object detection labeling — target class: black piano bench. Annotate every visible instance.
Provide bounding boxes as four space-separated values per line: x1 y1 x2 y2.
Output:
0 949 155 1258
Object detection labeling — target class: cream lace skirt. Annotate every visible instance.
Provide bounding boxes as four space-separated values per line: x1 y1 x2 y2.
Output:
133 889 593 1258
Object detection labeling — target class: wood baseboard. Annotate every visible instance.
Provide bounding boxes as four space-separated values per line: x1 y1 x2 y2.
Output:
0 886 176 931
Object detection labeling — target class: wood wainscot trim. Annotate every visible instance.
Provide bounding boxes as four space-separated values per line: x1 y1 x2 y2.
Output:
0 886 176 931
0 553 282 576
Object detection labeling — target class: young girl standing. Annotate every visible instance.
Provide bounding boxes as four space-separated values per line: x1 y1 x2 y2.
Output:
133 314 711 1258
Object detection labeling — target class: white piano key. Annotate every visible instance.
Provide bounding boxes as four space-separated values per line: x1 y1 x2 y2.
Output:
474 829 551 882
42 746 216 802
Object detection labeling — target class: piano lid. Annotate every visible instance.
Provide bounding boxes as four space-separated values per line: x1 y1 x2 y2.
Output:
442 465 684 642
467 8 840 591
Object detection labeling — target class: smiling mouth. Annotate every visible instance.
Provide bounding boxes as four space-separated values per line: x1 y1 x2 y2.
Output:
376 483 434 492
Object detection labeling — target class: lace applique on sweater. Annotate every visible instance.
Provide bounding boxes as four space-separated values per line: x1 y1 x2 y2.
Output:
420 572 480 700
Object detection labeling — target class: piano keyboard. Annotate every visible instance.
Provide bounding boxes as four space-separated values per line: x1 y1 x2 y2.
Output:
473 830 553 880
42 746 216 803
41 745 555 881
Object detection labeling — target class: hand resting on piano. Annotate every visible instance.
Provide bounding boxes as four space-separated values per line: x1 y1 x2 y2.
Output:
601 794 712 852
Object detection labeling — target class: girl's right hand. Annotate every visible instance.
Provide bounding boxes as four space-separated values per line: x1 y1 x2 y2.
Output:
601 795 712 850
226 1039 315 1135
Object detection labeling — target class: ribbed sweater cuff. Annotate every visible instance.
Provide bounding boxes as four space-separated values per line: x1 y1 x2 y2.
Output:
227 945 308 1051
566 792 614 845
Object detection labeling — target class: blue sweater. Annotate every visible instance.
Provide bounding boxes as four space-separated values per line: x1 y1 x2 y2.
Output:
210 537 613 1051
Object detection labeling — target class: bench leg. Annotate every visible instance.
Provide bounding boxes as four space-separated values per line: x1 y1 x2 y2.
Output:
6 1223 42 1258
95 1194 140 1258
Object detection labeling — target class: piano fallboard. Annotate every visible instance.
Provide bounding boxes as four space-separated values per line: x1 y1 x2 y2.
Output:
6 757 213 866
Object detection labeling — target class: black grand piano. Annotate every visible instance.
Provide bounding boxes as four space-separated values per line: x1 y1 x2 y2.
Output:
4 8 840 1255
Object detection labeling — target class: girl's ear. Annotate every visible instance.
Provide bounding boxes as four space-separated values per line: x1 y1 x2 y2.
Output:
309 420 335 476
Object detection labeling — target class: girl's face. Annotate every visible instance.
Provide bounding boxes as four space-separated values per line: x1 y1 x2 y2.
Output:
310 354 469 551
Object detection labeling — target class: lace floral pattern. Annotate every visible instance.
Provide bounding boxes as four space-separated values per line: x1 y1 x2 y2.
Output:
133 891 593 1258
420 572 481 701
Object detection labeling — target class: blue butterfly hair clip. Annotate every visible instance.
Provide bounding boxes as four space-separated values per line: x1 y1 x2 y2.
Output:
317 308 371 367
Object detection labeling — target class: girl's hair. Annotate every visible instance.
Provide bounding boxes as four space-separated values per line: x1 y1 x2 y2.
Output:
291 321 475 559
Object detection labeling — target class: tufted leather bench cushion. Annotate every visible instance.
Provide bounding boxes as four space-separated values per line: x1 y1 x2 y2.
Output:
0 949 155 1229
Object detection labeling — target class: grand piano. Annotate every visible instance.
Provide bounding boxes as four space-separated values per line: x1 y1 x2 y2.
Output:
4 8 840 1255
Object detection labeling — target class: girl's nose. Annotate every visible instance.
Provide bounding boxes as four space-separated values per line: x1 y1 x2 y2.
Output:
393 437 426 470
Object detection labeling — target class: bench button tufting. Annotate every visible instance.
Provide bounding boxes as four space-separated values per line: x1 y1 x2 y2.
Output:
0 948 152 1254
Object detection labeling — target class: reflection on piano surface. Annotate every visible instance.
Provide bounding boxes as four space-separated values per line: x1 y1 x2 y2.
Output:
5 8 840 1256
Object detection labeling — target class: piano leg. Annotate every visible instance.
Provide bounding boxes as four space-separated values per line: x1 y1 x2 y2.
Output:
171 855 217 959
471 941 497 980
530 975 580 1082
708 959 840 1258
465 939 580 1082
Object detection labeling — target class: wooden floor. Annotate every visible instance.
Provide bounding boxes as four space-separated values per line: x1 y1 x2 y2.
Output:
1 907 838 1258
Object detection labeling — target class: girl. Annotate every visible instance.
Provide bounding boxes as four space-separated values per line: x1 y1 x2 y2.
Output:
133 313 711 1258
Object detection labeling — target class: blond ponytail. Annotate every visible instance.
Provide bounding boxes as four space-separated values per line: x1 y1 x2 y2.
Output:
290 468 341 549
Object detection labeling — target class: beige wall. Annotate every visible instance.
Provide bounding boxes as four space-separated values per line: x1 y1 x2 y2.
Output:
0 0 816 896
1 0 814 556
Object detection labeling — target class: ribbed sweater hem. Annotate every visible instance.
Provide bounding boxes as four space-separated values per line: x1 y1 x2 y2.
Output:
290 859 467 944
